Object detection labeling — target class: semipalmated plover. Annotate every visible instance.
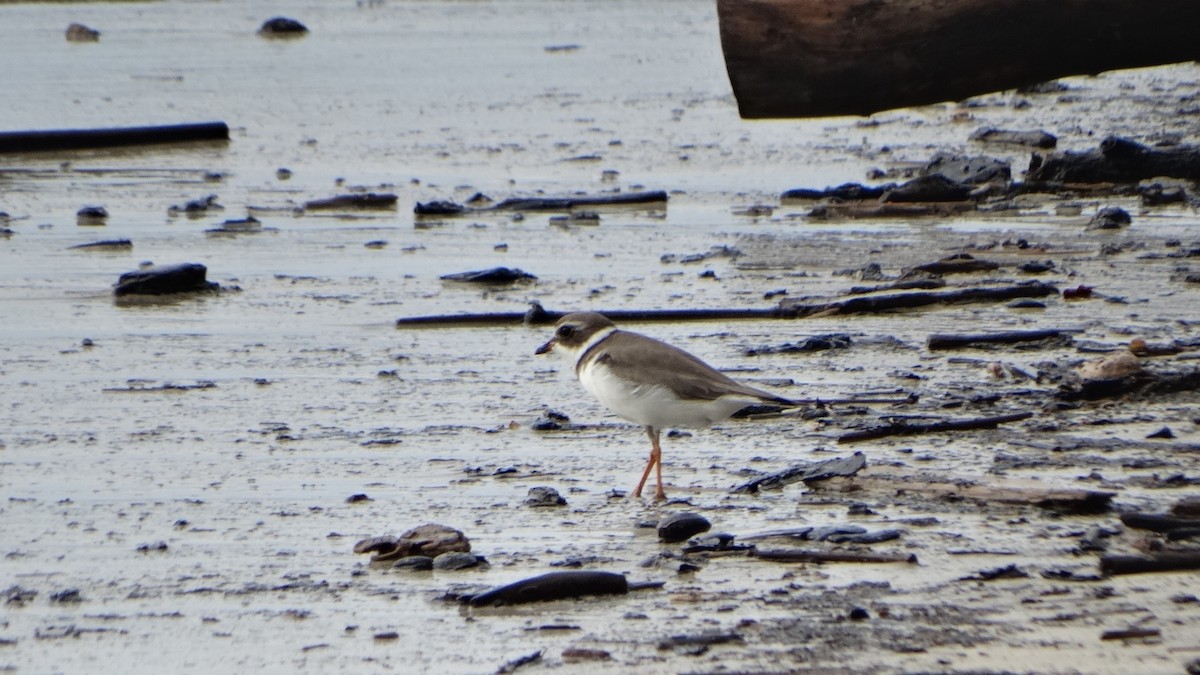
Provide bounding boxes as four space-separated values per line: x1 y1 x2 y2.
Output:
536 311 795 500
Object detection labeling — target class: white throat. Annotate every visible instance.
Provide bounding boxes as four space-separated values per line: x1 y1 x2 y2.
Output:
568 326 617 374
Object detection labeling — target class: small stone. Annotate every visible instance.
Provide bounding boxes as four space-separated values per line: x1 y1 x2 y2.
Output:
49 589 82 604
258 17 308 36
524 486 567 507
657 512 712 543
1077 350 1141 381
1146 426 1175 440
345 493 372 503
76 205 108 223
1088 206 1131 230
848 607 870 621
432 551 482 570
65 23 100 42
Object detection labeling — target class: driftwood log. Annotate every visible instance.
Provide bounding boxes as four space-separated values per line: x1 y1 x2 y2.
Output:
717 0 1200 118
396 282 1059 327
1028 136 1200 184
837 411 1033 443
0 122 229 153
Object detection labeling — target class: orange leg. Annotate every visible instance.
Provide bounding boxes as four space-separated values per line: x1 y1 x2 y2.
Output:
633 426 665 500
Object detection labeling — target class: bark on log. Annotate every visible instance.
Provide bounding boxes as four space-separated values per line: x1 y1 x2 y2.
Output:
778 281 1059 318
414 190 667 216
1028 136 1200 184
730 452 867 494
396 282 1059 327
0 122 229 153
1099 551 1200 576
927 329 1072 350
837 411 1033 443
717 0 1200 118
751 548 918 564
826 473 1115 514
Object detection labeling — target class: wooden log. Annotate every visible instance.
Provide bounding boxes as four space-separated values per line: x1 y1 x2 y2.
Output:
837 411 1033 443
1028 136 1200 184
752 548 918 564
303 193 397 210
0 122 229 153
927 329 1071 350
1120 513 1200 535
778 281 1059 318
717 0 1200 118
396 282 1060 327
730 452 866 494
1099 551 1200 576
826 472 1115 514
414 190 667 216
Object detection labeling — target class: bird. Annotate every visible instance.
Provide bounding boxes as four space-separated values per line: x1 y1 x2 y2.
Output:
535 311 796 500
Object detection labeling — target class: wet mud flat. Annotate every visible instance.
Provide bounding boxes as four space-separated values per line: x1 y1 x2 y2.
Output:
3 1 1200 673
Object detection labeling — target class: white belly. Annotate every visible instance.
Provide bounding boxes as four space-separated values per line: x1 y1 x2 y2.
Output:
579 360 753 430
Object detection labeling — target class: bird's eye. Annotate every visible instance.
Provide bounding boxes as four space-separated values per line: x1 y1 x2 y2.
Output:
557 325 575 339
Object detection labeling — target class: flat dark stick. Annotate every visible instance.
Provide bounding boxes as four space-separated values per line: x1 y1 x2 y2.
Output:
837 411 1033 444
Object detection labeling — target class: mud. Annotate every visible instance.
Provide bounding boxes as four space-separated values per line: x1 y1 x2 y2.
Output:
2 1 1199 673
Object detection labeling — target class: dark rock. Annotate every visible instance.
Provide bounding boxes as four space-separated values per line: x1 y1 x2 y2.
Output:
467 570 629 607
524 486 567 507
848 606 870 621
532 409 570 431
908 253 999 275
76 205 108 223
745 333 852 356
1140 183 1187 206
345 493 372 503
1088 206 1132 230
969 127 1057 149
169 194 222 215
136 541 168 553
206 217 265 235
923 153 1012 184
65 23 100 42
392 556 433 571
440 267 536 284
4 585 38 606
883 174 974 202
432 551 483 570
113 262 218 296
49 589 83 604
1017 260 1055 274
1172 497 1200 517
353 523 470 562
960 563 1029 581
414 200 468 216
681 533 745 553
258 17 308 36
1146 426 1175 439
781 182 892 201
657 512 712 543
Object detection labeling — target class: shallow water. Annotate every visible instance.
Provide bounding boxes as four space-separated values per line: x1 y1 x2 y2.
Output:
4 1 1200 673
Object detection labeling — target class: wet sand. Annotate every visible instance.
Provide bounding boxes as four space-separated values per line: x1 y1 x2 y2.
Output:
3 1 1200 673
